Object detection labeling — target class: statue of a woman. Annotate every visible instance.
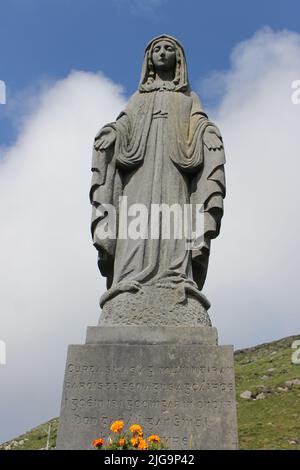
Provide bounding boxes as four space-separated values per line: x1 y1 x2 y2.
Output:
90 35 225 326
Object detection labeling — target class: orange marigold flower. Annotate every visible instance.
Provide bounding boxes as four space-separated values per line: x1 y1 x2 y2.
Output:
110 420 124 433
119 438 126 447
129 424 143 436
92 438 105 448
130 437 140 448
148 434 161 444
138 438 149 450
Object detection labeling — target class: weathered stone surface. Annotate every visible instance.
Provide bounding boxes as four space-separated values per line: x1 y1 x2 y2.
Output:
240 390 252 400
285 379 300 387
56 326 238 450
99 288 211 326
255 392 266 400
86 325 218 345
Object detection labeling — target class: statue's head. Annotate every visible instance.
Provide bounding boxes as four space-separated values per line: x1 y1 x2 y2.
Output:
139 34 190 92
151 39 177 73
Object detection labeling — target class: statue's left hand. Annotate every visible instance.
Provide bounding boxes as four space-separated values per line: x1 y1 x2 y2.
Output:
203 126 223 151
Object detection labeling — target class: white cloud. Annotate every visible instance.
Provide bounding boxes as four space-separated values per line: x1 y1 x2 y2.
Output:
0 71 126 443
203 27 300 348
1 27 300 443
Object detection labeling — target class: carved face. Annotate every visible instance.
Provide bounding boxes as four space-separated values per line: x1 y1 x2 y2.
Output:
152 40 176 72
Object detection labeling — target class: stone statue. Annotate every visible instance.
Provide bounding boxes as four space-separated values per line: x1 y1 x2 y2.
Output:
90 34 226 326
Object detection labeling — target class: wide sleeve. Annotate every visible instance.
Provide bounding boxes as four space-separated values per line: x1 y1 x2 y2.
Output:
90 113 130 287
188 92 226 290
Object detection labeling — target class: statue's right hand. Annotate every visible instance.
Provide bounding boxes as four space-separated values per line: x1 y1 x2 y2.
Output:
94 128 116 151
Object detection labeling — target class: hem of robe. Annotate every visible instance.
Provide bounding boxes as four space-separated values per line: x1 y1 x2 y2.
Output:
99 279 211 311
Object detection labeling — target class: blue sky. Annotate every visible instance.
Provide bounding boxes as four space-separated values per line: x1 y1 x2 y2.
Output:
1 0 300 145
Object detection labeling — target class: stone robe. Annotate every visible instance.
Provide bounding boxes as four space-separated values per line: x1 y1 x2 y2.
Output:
90 87 225 307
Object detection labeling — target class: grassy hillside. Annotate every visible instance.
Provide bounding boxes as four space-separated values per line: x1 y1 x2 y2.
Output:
1 334 300 450
235 334 300 450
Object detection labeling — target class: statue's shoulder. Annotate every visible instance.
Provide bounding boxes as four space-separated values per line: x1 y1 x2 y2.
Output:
180 89 196 97
176 89 206 116
127 90 140 103
178 89 200 105
128 90 151 104
188 89 201 103
124 90 147 112
120 91 153 121
188 90 207 116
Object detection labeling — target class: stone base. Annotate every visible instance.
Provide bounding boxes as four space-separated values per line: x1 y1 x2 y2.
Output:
56 326 238 450
99 286 211 326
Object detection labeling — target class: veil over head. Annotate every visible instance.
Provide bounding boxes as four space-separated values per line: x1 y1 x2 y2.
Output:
139 34 190 92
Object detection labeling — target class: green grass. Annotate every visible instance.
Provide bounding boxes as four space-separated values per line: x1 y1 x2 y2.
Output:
1 334 300 450
235 334 300 450
0 419 59 451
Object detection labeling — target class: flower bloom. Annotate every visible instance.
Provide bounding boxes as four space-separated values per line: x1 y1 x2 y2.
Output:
129 424 143 436
138 438 149 450
148 434 161 444
130 437 140 448
92 438 105 448
119 438 126 447
110 420 124 433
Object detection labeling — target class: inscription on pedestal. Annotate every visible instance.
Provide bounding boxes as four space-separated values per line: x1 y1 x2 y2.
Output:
57 341 238 450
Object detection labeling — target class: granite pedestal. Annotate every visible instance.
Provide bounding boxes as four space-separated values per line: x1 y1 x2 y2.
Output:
56 326 238 450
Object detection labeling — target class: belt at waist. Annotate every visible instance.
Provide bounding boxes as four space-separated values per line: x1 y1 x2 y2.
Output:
152 113 168 119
